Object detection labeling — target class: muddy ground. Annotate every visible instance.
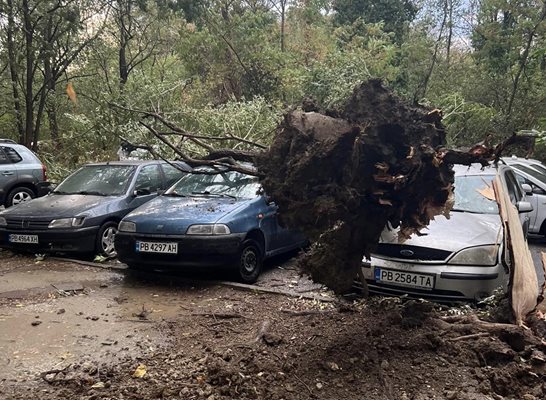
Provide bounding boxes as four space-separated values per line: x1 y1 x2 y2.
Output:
1 245 545 400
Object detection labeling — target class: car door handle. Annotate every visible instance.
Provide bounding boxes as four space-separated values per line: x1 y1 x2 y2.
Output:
2 171 14 176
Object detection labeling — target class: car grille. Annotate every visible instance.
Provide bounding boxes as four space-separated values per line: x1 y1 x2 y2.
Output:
5 218 52 230
374 243 451 262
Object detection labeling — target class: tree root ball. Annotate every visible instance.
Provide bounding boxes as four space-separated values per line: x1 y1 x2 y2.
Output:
257 79 454 293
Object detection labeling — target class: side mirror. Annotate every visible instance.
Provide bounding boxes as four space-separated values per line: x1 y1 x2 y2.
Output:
517 201 533 213
521 183 532 195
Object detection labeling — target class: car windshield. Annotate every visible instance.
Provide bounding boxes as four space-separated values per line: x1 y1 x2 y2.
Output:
53 165 136 196
511 163 546 185
166 169 260 199
452 175 498 214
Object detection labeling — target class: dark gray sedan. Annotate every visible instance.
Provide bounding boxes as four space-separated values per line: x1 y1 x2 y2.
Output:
0 160 190 256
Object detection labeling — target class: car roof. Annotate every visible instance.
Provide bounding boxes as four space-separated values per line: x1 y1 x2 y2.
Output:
452 163 502 177
502 156 544 165
82 160 191 170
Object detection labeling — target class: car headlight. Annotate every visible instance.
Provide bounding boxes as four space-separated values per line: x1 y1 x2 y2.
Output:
0 217 6 227
448 245 499 266
48 217 85 229
119 221 136 232
187 224 231 235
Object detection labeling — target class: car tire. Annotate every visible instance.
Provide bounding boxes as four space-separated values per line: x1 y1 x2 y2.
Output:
6 187 35 207
237 239 263 283
96 222 118 257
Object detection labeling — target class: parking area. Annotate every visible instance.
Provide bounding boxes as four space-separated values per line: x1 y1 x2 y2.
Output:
1 239 545 399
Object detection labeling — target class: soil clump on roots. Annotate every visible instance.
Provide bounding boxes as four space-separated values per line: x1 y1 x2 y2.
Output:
258 79 455 292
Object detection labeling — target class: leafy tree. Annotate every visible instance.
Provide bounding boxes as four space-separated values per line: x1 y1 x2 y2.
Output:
332 0 418 42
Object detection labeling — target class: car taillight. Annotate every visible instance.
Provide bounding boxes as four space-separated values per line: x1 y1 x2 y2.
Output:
42 164 47 181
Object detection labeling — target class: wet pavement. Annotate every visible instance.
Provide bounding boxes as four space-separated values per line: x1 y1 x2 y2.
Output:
0 239 544 385
0 250 326 384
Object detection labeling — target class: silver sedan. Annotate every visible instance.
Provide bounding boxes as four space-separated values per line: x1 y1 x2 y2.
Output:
359 163 532 302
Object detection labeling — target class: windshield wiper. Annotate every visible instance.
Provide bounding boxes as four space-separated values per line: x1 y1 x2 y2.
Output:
191 191 236 199
163 192 186 197
52 190 70 194
74 190 107 196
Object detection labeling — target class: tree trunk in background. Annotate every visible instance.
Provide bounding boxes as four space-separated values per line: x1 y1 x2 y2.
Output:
22 0 35 148
6 0 24 143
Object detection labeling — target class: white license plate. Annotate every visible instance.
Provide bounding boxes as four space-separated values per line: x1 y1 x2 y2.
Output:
374 268 434 290
9 234 38 244
136 241 178 254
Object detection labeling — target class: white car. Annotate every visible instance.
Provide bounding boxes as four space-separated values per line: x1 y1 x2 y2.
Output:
359 163 532 302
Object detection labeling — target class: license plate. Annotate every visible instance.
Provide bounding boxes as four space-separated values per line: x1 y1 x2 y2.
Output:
374 268 434 290
136 241 178 254
9 234 38 244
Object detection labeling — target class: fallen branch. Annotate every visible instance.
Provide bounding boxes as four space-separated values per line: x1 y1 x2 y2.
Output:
254 320 271 343
279 308 336 316
449 332 490 342
191 312 245 319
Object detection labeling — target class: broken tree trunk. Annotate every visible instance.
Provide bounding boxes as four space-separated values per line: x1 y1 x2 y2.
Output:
493 176 540 325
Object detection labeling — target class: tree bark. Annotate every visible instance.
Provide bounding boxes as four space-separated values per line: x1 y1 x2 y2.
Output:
6 0 24 142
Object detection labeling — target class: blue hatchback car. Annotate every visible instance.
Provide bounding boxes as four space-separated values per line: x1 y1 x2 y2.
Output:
114 166 307 282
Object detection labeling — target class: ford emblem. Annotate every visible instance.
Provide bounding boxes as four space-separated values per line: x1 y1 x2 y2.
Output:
400 249 414 257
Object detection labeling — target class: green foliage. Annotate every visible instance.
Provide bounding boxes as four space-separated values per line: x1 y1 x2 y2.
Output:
333 0 418 42
433 93 499 147
303 20 399 108
2 0 546 174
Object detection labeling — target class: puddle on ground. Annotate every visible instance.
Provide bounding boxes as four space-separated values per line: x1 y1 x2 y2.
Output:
0 282 201 382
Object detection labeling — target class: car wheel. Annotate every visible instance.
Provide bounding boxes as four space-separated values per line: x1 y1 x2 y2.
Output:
237 240 263 283
96 222 118 257
6 187 35 207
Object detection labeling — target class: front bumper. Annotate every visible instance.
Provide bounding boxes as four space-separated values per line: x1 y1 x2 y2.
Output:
115 232 246 268
357 256 508 302
0 226 99 253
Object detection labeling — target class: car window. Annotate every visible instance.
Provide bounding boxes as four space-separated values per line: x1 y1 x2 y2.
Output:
453 175 498 214
167 169 260 199
504 170 523 203
162 164 187 188
0 147 9 164
53 165 136 196
0 146 22 163
135 165 162 192
511 163 546 186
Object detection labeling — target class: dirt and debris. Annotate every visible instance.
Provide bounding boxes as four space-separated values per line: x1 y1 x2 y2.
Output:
1 253 545 400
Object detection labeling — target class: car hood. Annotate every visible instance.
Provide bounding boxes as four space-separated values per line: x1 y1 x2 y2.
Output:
378 211 502 252
125 196 249 234
1 194 119 218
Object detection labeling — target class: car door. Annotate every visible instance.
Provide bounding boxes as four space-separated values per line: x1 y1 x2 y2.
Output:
513 172 540 232
0 146 18 195
257 196 282 252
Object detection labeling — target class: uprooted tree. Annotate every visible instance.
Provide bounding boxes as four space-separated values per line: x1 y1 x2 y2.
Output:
115 79 540 317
